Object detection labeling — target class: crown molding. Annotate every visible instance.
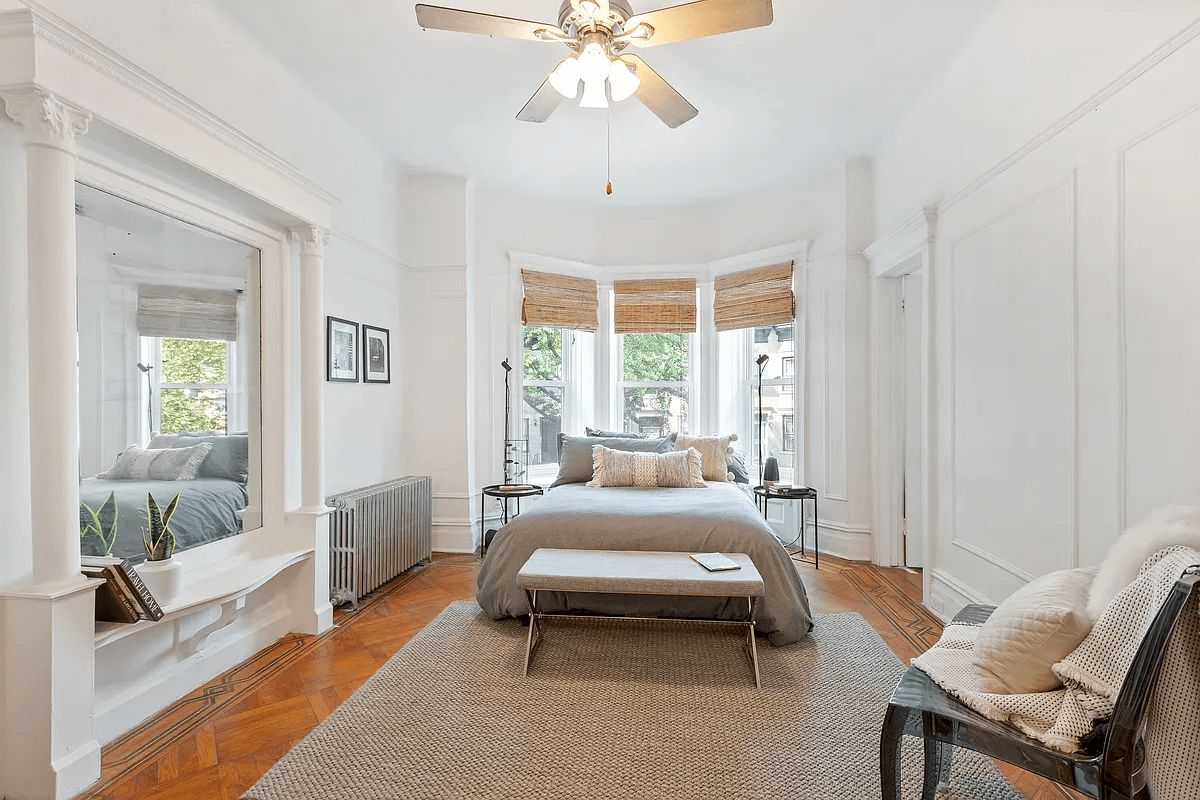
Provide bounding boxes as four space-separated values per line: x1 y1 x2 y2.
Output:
863 207 936 277
1 4 339 208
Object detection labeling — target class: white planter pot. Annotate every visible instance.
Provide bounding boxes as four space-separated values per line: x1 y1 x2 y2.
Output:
137 558 183 606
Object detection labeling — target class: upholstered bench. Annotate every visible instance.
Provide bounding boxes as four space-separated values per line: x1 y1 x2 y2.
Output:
515 548 766 687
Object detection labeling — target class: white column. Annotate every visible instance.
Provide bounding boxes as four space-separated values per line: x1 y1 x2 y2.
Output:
3 87 90 589
291 225 330 511
1 86 102 800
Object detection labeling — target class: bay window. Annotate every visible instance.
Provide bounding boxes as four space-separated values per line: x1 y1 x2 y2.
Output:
617 332 692 436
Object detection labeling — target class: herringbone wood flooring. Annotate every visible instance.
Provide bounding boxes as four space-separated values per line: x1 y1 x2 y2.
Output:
73 553 1083 800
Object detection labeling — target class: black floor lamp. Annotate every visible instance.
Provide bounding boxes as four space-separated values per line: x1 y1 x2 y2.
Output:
756 354 768 485
501 358 512 485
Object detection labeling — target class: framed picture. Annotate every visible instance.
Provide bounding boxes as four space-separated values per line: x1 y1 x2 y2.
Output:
362 324 391 384
327 316 359 382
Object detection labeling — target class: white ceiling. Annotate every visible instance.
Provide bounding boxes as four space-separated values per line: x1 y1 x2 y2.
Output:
208 0 997 206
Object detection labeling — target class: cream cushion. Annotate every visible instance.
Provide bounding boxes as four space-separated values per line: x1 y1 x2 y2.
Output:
674 433 737 482
587 445 706 489
971 566 1098 694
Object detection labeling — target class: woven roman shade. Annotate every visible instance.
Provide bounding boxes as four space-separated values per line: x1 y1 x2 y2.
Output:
613 278 697 334
713 261 796 332
137 284 239 341
521 269 599 332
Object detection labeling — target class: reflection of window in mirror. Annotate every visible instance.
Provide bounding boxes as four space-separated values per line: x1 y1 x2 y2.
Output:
75 182 261 564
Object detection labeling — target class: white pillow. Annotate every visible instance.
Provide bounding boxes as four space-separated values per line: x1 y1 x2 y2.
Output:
96 442 212 481
587 445 706 489
971 566 1097 694
675 433 737 482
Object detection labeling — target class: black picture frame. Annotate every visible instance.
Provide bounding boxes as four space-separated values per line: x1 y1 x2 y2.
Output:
362 324 391 384
327 316 359 382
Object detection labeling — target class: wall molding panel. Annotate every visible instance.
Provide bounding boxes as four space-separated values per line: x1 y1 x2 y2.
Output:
822 283 848 502
947 173 1079 581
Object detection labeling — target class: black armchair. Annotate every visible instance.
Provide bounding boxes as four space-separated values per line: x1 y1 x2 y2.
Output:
880 569 1200 800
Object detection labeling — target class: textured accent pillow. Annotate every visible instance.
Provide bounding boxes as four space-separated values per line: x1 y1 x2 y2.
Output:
551 433 678 488
587 445 706 489
96 442 213 481
147 432 178 450
675 433 738 482
971 566 1098 694
172 434 249 483
149 442 212 481
585 427 644 439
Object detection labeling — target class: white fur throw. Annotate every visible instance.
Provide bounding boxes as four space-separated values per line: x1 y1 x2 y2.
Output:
1087 506 1200 622
587 445 707 489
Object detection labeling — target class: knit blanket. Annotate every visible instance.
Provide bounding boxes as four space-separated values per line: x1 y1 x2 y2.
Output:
913 547 1200 799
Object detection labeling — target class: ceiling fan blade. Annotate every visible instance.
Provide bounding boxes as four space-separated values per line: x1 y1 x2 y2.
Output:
623 0 773 48
516 79 565 124
622 55 698 128
415 4 566 42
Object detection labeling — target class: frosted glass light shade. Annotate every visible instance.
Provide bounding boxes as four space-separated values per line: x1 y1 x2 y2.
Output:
608 60 640 102
549 57 581 99
578 43 610 83
580 80 609 108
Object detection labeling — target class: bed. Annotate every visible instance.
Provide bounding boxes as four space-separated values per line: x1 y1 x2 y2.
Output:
79 432 251 564
79 477 247 564
476 481 814 646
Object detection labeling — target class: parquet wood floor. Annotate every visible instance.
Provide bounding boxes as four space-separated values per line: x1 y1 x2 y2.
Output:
74 553 1083 800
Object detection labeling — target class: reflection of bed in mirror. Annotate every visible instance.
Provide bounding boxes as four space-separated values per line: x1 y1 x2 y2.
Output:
80 432 250 564
74 182 262 564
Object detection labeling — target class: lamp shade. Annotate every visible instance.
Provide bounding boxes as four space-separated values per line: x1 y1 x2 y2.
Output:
762 456 780 485
549 57 581 99
608 60 640 102
580 79 609 109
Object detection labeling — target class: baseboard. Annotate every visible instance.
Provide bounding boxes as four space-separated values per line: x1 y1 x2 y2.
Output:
50 737 101 800
94 604 293 744
928 568 990 622
812 520 873 562
432 519 474 554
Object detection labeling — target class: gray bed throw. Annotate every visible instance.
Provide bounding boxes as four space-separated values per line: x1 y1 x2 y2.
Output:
477 482 813 645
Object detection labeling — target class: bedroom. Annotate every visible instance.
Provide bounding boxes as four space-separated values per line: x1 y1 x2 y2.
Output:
1 0 1199 798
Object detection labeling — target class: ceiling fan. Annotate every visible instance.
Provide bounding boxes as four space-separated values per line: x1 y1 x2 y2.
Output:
415 0 774 129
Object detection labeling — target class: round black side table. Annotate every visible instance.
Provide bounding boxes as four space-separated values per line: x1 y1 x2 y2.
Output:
753 485 819 569
480 484 543 556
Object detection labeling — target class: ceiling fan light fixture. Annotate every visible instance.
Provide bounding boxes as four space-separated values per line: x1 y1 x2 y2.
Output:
580 0 599 19
577 42 611 83
579 79 609 109
608 60 639 102
548 56 581 98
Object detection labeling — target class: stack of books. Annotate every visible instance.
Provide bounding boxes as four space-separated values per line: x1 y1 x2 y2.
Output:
81 556 165 624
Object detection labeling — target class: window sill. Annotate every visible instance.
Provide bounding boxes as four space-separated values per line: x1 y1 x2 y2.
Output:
94 548 313 649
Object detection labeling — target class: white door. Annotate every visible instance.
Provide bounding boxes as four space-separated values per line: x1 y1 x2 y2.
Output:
903 273 925 568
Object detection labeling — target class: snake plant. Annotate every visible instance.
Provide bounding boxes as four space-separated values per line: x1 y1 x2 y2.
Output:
80 491 119 556
142 492 181 561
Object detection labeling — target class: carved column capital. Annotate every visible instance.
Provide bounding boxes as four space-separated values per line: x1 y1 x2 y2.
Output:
2 87 90 153
291 225 331 257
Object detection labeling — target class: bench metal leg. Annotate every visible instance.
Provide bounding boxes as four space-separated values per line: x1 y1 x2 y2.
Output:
746 596 761 689
523 589 542 677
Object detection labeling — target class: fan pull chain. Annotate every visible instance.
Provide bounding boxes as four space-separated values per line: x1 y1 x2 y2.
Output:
606 104 613 196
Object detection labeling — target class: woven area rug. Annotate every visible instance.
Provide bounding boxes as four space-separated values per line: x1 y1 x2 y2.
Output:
245 602 1021 800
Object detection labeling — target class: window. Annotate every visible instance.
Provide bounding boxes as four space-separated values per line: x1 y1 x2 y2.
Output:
618 332 691 436
147 337 231 434
521 326 568 480
748 323 797 481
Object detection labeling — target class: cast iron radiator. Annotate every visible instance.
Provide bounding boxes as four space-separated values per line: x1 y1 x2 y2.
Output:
327 476 432 607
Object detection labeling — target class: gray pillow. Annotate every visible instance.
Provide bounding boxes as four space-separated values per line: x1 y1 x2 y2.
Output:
727 450 750 484
172 433 249 483
96 442 211 481
585 427 645 439
551 433 679 488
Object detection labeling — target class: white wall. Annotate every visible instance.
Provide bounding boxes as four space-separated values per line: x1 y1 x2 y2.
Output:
870 1 1200 613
